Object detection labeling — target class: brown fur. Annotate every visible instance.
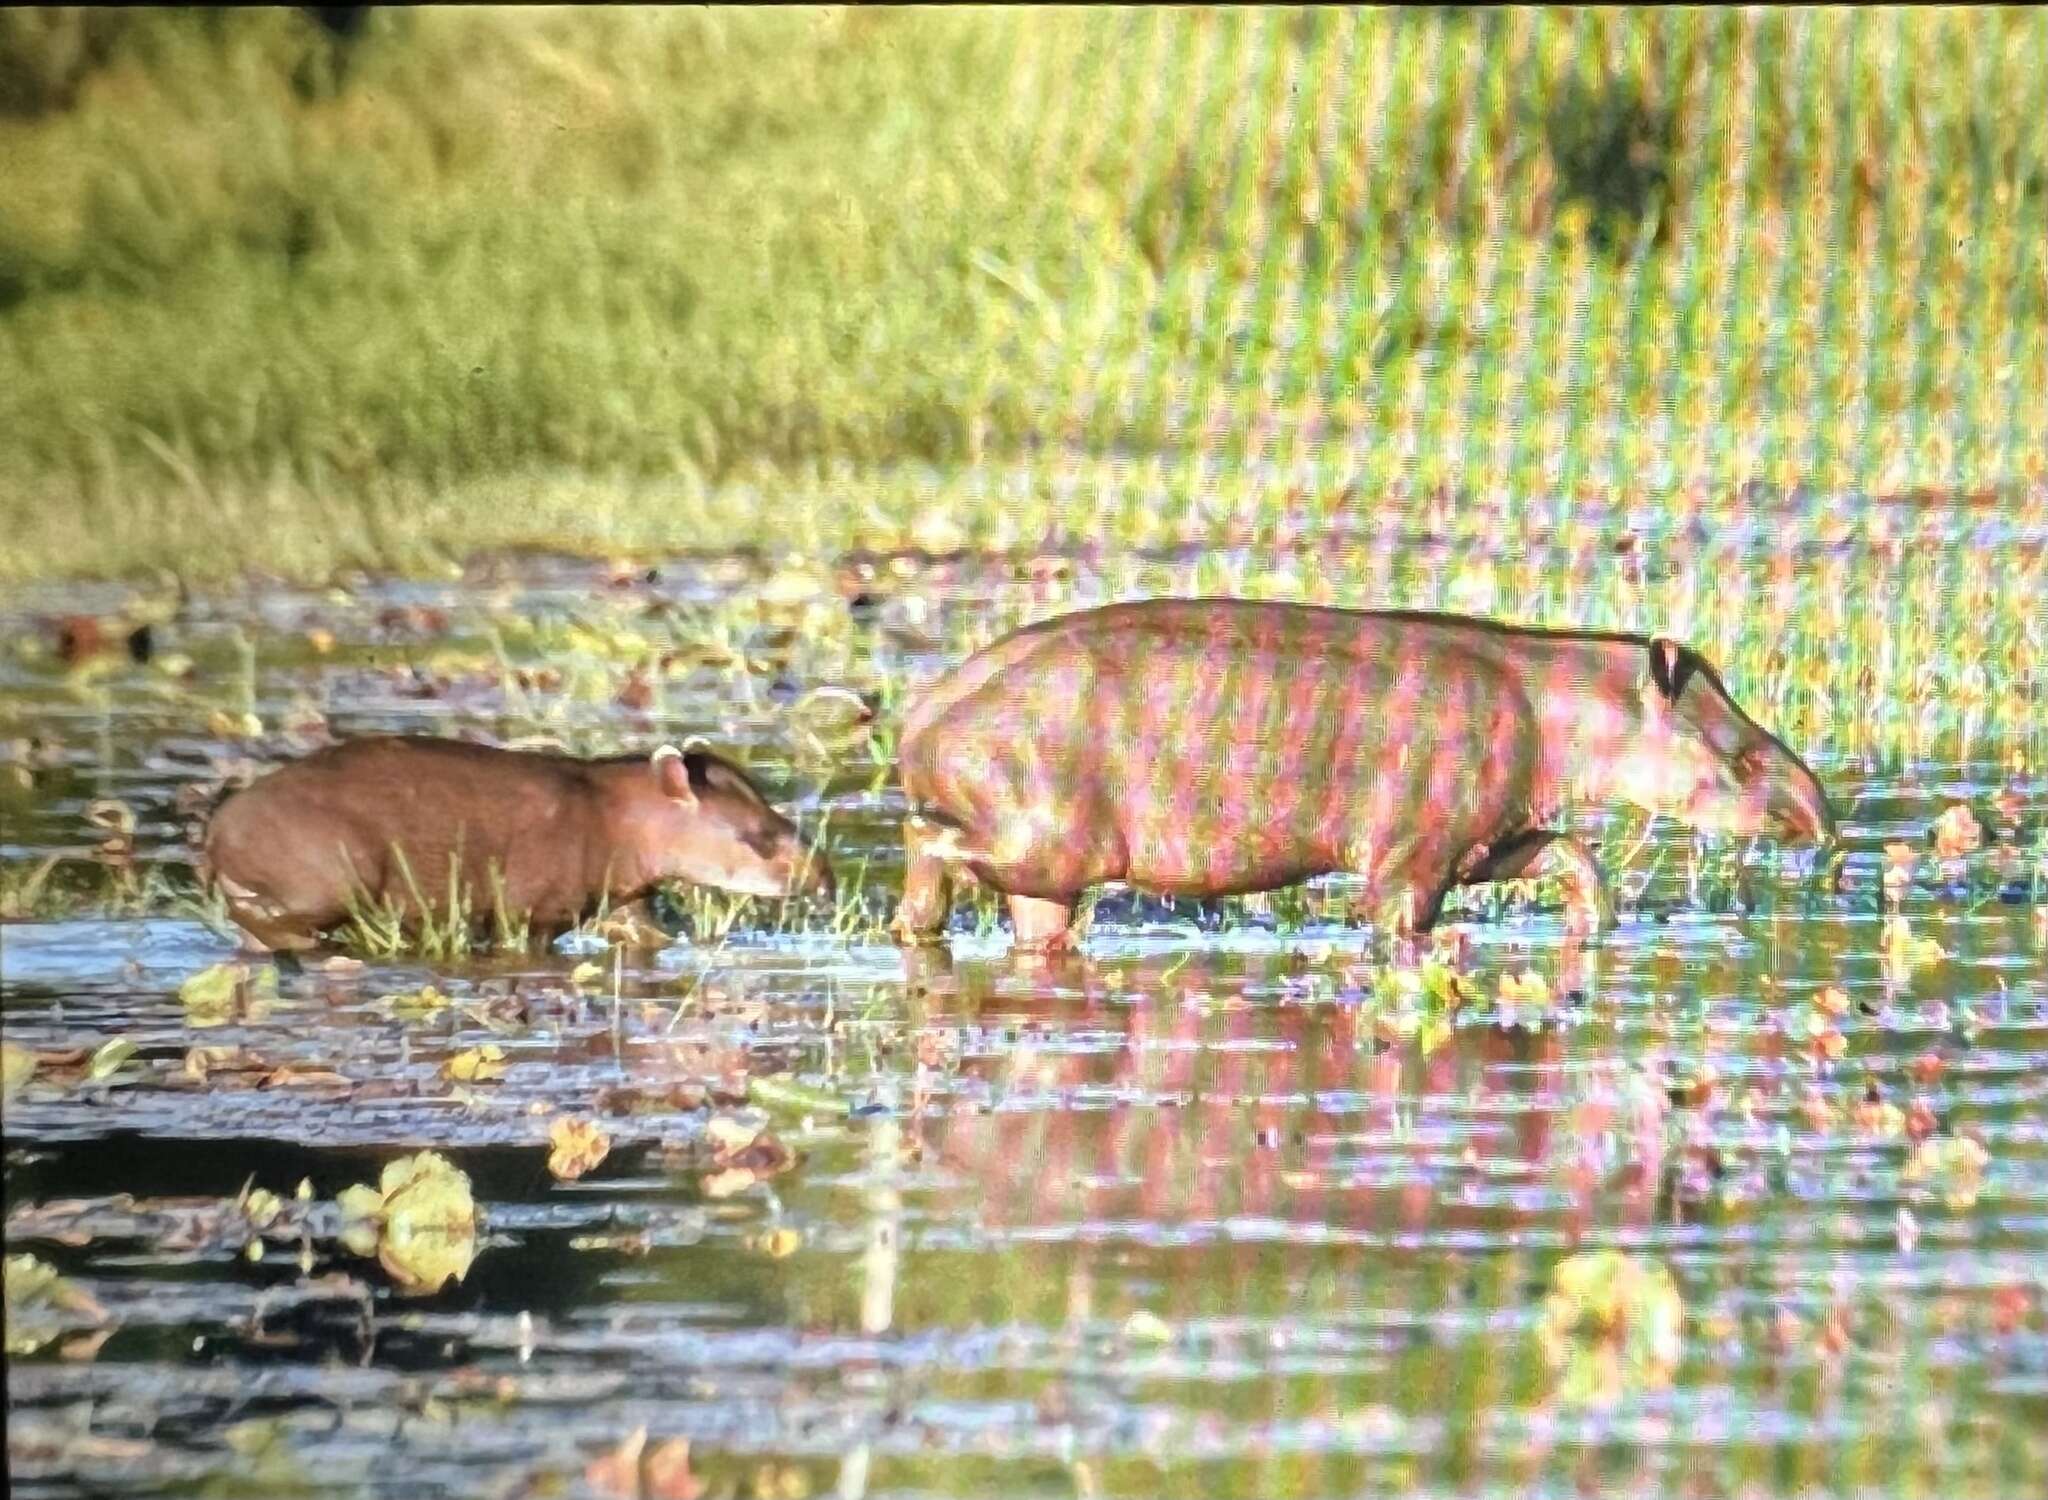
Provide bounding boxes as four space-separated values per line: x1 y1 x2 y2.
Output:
200 736 827 950
891 600 1834 951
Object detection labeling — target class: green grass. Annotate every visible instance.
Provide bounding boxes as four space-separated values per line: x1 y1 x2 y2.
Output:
2 6 2044 583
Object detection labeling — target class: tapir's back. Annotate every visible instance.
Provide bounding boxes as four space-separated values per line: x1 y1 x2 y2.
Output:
897 600 1537 897
901 600 1521 790
203 737 589 923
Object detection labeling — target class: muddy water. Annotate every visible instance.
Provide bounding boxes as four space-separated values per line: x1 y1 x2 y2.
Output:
4 546 2047 1499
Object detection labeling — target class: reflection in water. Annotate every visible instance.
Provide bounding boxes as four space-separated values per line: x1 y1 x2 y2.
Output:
2 554 2045 1497
836 1095 902 1500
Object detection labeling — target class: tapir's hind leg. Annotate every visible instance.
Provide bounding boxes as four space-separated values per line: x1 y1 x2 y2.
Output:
890 814 970 946
1340 833 1457 941
1462 831 1614 935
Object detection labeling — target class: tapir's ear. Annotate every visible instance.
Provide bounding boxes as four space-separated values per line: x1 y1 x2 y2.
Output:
651 744 696 807
1647 637 1688 701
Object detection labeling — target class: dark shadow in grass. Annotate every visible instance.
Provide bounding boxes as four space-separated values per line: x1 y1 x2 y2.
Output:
1544 75 1675 254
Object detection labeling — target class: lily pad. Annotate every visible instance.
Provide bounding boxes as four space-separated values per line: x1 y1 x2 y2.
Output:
442 1046 509 1084
1534 1250 1683 1407
2 1042 36 1098
548 1118 612 1181
333 1152 477 1295
4 1253 110 1356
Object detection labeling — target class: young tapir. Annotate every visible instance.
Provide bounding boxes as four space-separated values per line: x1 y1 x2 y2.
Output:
889 599 1837 952
201 736 832 951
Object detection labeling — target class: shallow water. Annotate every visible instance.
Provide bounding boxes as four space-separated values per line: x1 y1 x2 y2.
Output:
4 544 2046 1499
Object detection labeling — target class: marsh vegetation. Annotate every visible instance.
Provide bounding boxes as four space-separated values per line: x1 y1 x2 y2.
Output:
5 8 2047 1497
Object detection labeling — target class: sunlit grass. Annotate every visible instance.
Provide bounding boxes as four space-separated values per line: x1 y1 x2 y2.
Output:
337 850 532 961
0 7 2042 583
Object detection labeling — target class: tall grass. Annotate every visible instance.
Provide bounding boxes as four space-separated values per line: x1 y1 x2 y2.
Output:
1 6 2043 582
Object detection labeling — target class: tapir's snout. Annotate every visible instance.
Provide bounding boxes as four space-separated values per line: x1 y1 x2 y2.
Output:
795 848 836 901
770 829 835 902
1762 747 1836 849
1755 742 1847 893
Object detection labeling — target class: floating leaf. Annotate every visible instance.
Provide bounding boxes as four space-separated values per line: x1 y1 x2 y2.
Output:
178 962 277 1028
1902 1134 1992 1211
443 1045 509 1084
377 1153 477 1294
179 962 242 1021
1121 1310 1174 1344
787 686 875 754
700 1166 759 1199
753 1227 802 1259
207 709 266 740
759 565 828 606
181 1044 269 1084
1883 916 1947 975
4 1253 110 1357
2 1042 36 1098
548 1118 611 1181
383 984 451 1019
595 904 671 949
1535 1251 1683 1407
215 1416 316 1491
86 1038 137 1082
1414 1014 1454 1057
334 1152 476 1295
259 1064 352 1091
83 799 136 836
1852 1098 1906 1140
242 1188 284 1231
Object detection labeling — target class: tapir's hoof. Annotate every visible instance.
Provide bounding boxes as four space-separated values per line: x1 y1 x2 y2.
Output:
888 916 951 949
1011 930 1078 958
1563 897 1616 940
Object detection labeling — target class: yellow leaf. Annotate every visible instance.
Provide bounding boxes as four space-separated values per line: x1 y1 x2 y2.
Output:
372 1152 477 1295
3 1042 38 1098
87 1037 138 1081
442 1046 509 1084
754 1228 802 1259
548 1118 611 1181
1121 1310 1174 1344
1536 1251 1683 1407
385 985 450 1019
243 1188 284 1230
207 710 265 740
337 1185 386 1236
179 962 244 1023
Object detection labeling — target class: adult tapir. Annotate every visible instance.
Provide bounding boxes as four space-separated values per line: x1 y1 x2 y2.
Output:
889 599 1837 952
